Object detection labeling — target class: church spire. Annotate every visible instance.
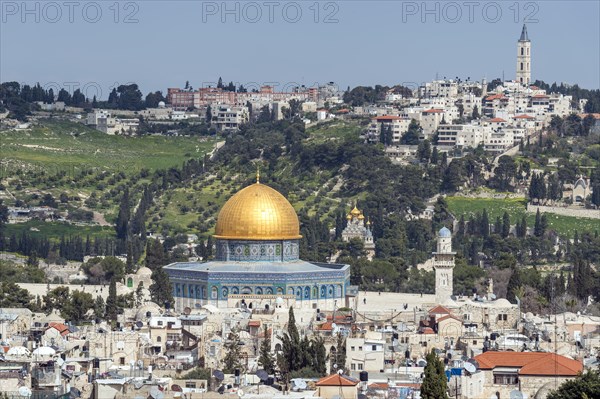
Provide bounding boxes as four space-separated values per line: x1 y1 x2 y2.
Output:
519 24 529 41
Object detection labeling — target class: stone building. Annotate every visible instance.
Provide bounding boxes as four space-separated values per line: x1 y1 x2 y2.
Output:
516 24 532 86
341 206 375 259
465 351 582 399
433 227 455 304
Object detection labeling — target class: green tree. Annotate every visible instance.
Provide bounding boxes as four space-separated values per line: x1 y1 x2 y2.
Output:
471 105 480 120
547 369 600 399
94 296 106 320
401 119 421 145
149 267 173 307
0 282 33 308
258 325 276 374
105 278 119 323
506 267 522 303
145 239 165 270
502 212 511 238
222 328 244 374
63 290 94 322
115 188 130 240
420 349 448 399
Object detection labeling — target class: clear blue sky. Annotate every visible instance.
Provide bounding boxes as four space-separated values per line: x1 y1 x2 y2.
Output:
1 1 598 99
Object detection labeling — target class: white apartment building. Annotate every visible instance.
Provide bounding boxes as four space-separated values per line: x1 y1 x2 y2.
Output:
438 124 487 148
211 105 249 132
346 335 386 372
97 116 139 135
86 110 111 126
458 93 482 117
366 115 411 143
420 109 446 137
484 130 514 154
420 80 459 98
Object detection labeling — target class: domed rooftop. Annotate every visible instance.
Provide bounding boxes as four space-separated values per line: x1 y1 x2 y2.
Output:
439 227 452 237
214 181 301 241
136 266 152 276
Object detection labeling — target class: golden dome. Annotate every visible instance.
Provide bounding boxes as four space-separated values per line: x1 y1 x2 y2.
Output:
350 206 361 216
214 182 302 240
357 214 365 220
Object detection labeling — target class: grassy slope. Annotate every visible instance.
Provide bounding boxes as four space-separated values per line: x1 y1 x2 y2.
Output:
0 119 215 173
446 196 599 236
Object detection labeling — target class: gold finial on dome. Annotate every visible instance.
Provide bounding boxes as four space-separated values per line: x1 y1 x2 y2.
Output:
214 181 302 240
256 166 260 184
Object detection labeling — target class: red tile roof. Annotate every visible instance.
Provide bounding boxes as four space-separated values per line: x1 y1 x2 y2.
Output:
428 305 451 315
318 321 333 331
489 118 507 123
47 322 70 336
532 94 549 98
420 327 435 334
474 352 582 376
485 94 506 101
375 115 403 121
248 320 261 327
316 374 359 386
514 114 535 119
423 109 444 113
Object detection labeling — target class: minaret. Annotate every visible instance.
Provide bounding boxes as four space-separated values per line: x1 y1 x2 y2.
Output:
516 24 531 86
433 227 456 304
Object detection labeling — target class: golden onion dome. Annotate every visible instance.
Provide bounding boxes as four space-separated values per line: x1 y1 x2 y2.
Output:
346 214 352 220
350 206 361 216
357 214 365 220
214 182 302 240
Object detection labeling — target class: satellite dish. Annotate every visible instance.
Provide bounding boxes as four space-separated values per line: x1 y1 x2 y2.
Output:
417 359 427 367
464 362 476 373
184 307 191 315
256 369 269 381
135 321 143 328
467 359 480 369
213 370 225 381
171 384 182 392
237 390 244 397
510 390 525 399
296 380 307 390
490 294 497 300
18 387 32 397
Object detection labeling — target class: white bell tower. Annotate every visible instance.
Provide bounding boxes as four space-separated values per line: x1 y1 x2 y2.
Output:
516 24 531 86
434 227 456 304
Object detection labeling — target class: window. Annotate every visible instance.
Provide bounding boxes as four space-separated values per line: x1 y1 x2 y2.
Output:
372 345 377 351
351 364 356 371
358 346 363 351
497 314 508 321
120 357 125 365
186 382 197 389
357 363 363 370
493 373 518 385
157 321 163 326
350 346 355 351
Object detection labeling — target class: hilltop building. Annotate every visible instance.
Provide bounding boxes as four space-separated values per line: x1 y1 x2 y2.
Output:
517 24 532 86
341 206 376 259
434 227 455 304
165 174 351 310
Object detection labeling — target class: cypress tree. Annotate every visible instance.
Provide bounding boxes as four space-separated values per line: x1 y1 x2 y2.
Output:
105 278 118 323
502 212 511 238
258 325 275 374
420 349 449 399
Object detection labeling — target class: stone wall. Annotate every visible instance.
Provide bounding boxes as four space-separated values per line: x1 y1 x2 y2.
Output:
526 204 599 219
